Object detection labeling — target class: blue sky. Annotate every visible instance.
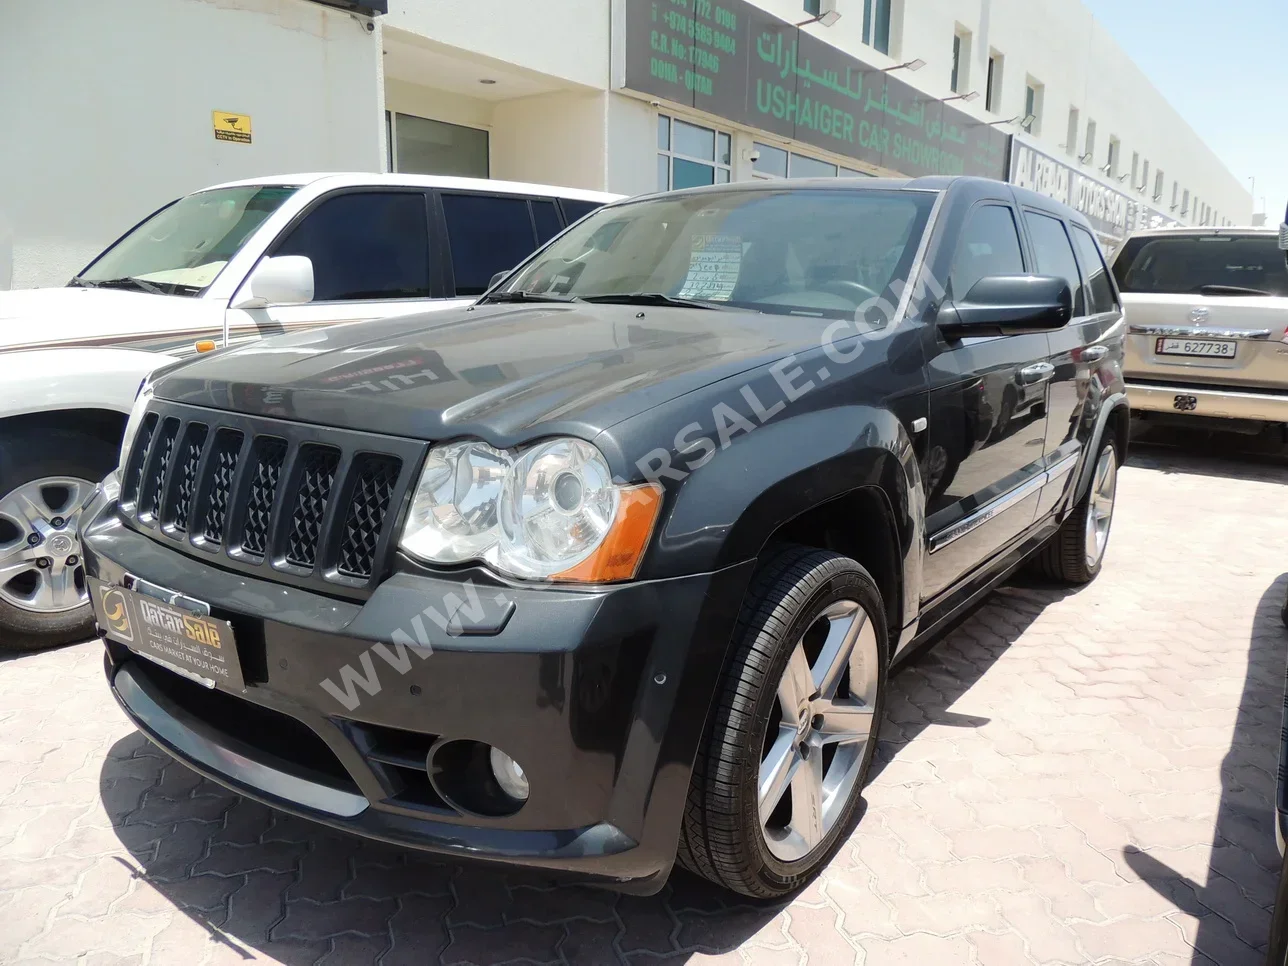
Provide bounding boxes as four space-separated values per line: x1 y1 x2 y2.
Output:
1080 0 1286 224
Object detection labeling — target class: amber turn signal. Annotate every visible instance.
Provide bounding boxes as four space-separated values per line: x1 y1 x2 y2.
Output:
551 483 663 583
194 340 217 353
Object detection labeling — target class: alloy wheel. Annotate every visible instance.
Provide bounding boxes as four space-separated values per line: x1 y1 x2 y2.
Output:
0 477 94 614
1083 447 1118 570
759 599 880 862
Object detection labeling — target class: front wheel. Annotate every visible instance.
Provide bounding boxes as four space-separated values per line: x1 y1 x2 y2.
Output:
677 546 887 898
1033 437 1119 585
0 426 117 651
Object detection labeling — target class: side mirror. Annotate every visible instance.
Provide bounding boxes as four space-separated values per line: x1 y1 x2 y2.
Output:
940 275 1073 337
231 255 315 309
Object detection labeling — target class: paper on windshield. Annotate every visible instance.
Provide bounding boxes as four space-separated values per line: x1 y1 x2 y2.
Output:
678 234 742 301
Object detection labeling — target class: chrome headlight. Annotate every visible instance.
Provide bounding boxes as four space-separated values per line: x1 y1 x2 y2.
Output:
118 380 154 471
400 437 661 582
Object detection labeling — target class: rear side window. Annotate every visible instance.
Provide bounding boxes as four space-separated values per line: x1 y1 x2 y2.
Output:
1071 227 1118 314
951 205 1026 299
1024 212 1085 316
561 199 604 224
441 194 539 296
1112 234 1288 297
532 200 562 244
273 191 430 301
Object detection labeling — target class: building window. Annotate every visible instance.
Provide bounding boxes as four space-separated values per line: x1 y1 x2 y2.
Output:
1139 159 1150 195
1107 137 1121 178
1182 189 1190 216
1172 181 1179 211
1065 107 1079 157
1153 170 1164 203
387 112 488 178
951 28 971 94
803 0 820 14
752 142 871 180
1083 120 1097 164
862 0 892 55
1130 153 1139 190
986 51 1004 113
1023 79 1043 134
657 115 731 191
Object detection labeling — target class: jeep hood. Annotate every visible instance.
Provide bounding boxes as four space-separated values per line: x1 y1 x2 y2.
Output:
152 303 834 446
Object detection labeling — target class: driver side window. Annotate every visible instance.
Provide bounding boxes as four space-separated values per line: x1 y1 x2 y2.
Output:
950 205 1026 300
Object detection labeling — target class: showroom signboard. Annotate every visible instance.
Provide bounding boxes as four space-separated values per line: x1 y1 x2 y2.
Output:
1009 138 1181 245
618 0 1010 180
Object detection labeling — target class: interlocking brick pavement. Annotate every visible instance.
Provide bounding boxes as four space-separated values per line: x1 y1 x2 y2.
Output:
2 430 1287 965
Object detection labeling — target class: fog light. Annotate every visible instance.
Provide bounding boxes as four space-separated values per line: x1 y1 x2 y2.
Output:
488 746 529 801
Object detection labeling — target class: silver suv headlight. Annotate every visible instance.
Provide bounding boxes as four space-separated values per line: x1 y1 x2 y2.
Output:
399 437 662 583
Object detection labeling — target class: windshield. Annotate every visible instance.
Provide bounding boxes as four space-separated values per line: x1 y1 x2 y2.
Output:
1113 234 1288 297
76 185 300 295
495 188 937 320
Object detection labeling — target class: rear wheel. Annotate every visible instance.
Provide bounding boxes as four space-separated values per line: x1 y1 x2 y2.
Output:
1033 437 1118 585
677 546 887 898
0 427 116 651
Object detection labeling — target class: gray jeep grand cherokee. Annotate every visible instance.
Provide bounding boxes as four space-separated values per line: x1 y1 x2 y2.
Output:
81 176 1127 898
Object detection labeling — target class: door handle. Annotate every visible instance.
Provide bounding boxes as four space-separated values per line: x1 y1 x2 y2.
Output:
1019 363 1055 385
1082 346 1109 362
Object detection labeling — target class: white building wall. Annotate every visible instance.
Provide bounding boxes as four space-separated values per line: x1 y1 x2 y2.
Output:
382 0 611 90
899 0 1251 223
1 0 383 290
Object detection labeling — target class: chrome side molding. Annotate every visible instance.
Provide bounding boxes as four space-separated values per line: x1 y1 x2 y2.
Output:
928 451 1081 554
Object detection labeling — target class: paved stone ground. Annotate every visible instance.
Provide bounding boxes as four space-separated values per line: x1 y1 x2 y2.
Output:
2 428 1287 966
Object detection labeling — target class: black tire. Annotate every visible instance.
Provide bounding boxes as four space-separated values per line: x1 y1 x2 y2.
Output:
677 545 888 899
1033 436 1119 586
0 426 117 652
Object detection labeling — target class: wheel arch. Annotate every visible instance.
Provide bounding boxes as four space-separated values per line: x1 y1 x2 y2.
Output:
1072 393 1130 504
760 488 903 643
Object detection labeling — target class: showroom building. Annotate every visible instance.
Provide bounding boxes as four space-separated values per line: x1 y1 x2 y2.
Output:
2 0 1253 288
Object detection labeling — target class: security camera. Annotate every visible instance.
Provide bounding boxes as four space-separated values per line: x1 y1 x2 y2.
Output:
749 149 761 162
649 100 661 108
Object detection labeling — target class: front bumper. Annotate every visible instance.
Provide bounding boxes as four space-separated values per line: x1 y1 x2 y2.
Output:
1127 380 1288 423
83 489 753 893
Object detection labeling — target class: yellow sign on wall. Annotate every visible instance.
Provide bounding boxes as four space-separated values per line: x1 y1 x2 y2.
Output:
212 111 252 144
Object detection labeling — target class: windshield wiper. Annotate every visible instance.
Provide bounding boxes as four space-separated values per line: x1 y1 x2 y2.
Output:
479 290 581 304
70 275 175 296
580 293 721 310
1196 284 1273 297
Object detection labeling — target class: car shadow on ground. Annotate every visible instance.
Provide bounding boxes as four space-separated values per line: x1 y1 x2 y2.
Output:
869 575 1078 782
1122 575 1288 966
99 729 791 964
1129 418 1288 482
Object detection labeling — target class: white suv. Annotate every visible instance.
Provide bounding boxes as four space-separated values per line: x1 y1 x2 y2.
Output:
1112 226 1288 430
0 173 621 650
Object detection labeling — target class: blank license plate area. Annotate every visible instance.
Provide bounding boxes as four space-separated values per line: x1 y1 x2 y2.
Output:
1155 337 1236 359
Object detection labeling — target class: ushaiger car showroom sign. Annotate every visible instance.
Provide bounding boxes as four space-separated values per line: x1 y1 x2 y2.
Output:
617 0 1010 180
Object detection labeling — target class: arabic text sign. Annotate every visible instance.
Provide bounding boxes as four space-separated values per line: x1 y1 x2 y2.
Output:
622 0 1009 180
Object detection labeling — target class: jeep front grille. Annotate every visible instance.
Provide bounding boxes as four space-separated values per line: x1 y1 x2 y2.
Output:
119 400 424 595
